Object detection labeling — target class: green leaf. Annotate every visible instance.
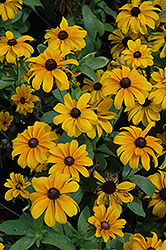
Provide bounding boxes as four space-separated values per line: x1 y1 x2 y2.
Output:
0 80 14 89
85 56 109 70
23 0 43 7
129 175 155 197
71 87 81 101
0 12 22 27
78 206 90 233
97 143 118 158
9 236 36 250
122 163 143 181
95 153 107 171
127 197 146 217
106 233 131 250
52 221 77 238
78 135 94 160
79 64 98 82
104 23 115 32
0 218 30 236
59 132 75 143
37 44 47 54
40 110 58 124
52 89 68 103
98 1 117 18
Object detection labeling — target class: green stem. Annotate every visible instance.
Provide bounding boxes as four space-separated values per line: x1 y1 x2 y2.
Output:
98 237 102 250
58 88 64 102
0 131 10 141
31 7 52 27
20 59 29 73
0 202 20 217
22 211 34 230
61 224 66 235
124 168 133 181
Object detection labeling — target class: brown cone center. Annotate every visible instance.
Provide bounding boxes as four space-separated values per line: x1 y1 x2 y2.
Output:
135 137 146 148
133 51 141 58
102 181 116 194
131 7 141 17
71 108 81 118
93 82 102 90
20 97 26 104
64 156 75 166
58 30 68 40
48 188 60 200
142 98 151 107
146 248 155 250
101 221 110 230
28 138 39 148
122 37 132 47
160 188 166 201
16 183 22 190
120 77 131 88
45 59 57 71
7 39 17 46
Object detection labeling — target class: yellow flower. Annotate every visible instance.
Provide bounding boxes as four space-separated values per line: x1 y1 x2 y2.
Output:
27 47 79 93
0 243 4 250
4 172 31 201
152 0 166 26
0 0 23 21
53 93 97 137
156 131 166 169
47 140 93 181
116 0 159 34
11 84 39 116
114 122 163 171
102 66 152 110
12 121 58 171
123 231 166 250
88 204 126 242
122 39 154 68
0 31 34 64
44 17 87 53
0 111 13 131
93 170 136 210
30 172 79 227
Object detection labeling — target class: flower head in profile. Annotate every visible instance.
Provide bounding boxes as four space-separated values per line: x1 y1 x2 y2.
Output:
53 93 97 137
123 231 166 250
30 172 79 227
11 84 39 116
116 0 159 34
27 47 79 93
44 17 87 53
4 172 31 201
0 111 13 131
114 122 163 171
0 0 23 21
88 204 126 242
12 121 58 171
0 31 34 64
47 140 93 181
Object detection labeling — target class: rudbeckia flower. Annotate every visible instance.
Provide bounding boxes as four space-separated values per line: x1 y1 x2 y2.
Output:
11 84 40 116
122 39 154 68
102 66 152 110
93 171 136 210
44 17 87 53
0 31 34 64
0 243 4 250
123 231 166 250
0 0 23 21
47 140 93 181
156 131 166 169
116 0 159 34
12 121 58 171
88 204 126 242
0 111 13 131
30 172 79 227
114 122 163 171
27 47 79 93
4 172 31 201
152 0 166 26
53 93 97 137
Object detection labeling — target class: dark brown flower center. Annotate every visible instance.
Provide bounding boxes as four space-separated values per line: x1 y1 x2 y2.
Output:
66 72 72 81
146 248 155 250
122 37 132 47
64 156 75 166
120 77 131 88
93 82 102 90
3 121 7 125
154 4 162 13
16 183 22 190
102 181 116 194
131 7 141 17
135 137 146 148
48 188 60 200
7 39 17 46
142 98 151 107
101 221 110 230
58 30 68 40
28 138 39 148
0 0 6 2
133 51 141 58
160 188 166 201
71 108 81 118
20 97 26 104
45 59 57 71
164 36 166 42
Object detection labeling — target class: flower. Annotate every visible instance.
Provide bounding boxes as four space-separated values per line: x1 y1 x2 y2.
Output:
156 131 166 169
53 93 97 137
93 170 136 209
27 47 79 93
88 204 126 242
152 0 166 26
30 172 79 227
0 243 4 250
47 140 93 181
0 31 34 64
116 0 159 34
123 231 166 250
11 84 39 116
54 0 77 15
150 67 166 85
44 17 87 53
114 122 163 171
4 172 31 201
0 0 23 21
102 66 152 110
122 39 154 68
12 121 58 171
0 111 13 131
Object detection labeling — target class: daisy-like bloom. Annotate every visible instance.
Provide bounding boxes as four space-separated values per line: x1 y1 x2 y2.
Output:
122 39 154 68
87 98 118 139
0 111 13 131
93 171 136 210
152 0 166 26
102 65 152 110
0 31 34 64
12 121 58 171
44 17 87 53
156 131 166 169
27 47 79 93
116 0 159 34
150 67 166 85
53 93 97 137
114 122 163 171
88 204 126 242
123 231 166 250
4 172 31 201
11 84 39 116
0 243 4 250
0 0 23 21
30 172 79 227
47 140 93 181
